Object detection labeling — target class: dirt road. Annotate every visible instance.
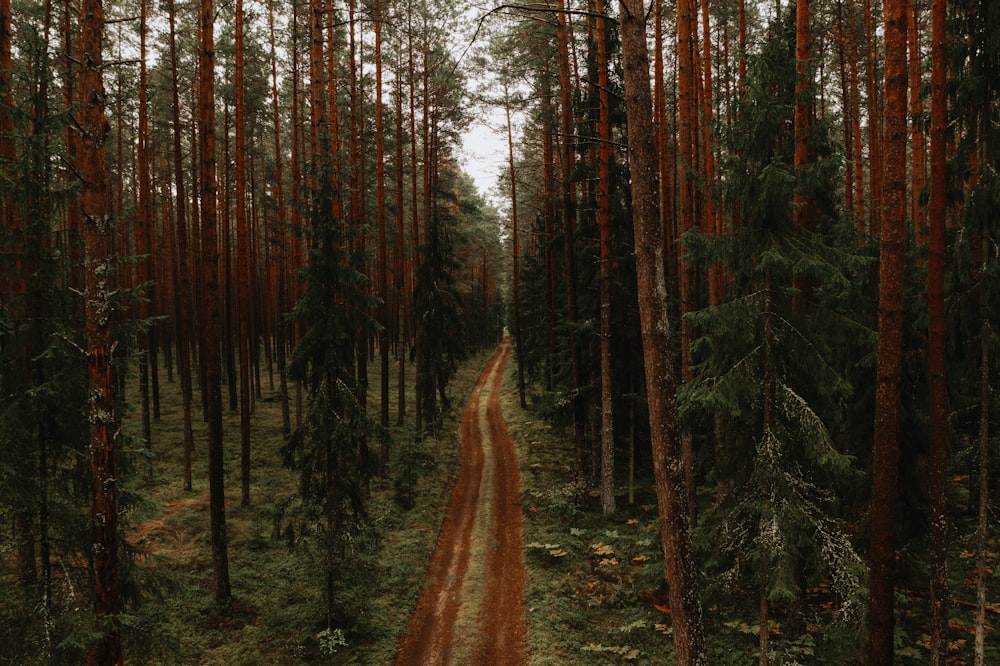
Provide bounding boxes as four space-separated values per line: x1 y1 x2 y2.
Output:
394 341 528 665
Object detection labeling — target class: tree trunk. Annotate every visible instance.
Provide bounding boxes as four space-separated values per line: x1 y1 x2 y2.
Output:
653 0 676 298
199 0 232 602
927 0 947 658
167 0 196 492
375 0 390 445
869 0 908 661
596 0 615 515
504 89 527 411
849 0 865 228
235 0 252 507
908 3 926 242
794 0 812 238
863 0 881 238
267 0 291 439
78 0 122 657
136 0 154 477
619 0 706 661
555 0 586 488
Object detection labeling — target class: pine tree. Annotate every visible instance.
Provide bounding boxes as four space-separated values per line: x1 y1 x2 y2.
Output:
619 0 706 658
78 0 123 655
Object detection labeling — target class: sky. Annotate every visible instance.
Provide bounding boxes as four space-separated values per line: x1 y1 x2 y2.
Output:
460 110 509 209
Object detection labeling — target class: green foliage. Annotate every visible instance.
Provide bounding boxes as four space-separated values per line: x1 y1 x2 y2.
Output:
681 8 869 643
281 158 383 634
412 196 468 430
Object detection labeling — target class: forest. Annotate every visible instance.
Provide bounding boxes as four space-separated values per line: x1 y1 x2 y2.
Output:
1 0 999 662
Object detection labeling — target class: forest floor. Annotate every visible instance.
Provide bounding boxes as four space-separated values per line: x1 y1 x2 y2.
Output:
394 340 528 665
5 340 1000 664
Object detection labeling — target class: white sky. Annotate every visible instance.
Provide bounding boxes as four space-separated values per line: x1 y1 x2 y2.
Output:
460 108 509 208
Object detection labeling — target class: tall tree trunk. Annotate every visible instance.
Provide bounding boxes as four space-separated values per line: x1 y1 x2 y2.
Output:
863 0 881 237
701 0 719 306
199 0 232 602
268 0 291 438
619 0 706 661
78 0 122 658
677 0 698 526
596 0 615 515
653 0 676 298
556 0 586 487
137 0 154 477
927 0 947 659
794 0 812 233
793 0 814 315
235 0 252 507
849 0 865 229
503 83 526 410
375 0 390 446
836 0 855 215
868 0 907 661
167 0 196 492
395 44 408 426
541 64 557 393
908 3 926 242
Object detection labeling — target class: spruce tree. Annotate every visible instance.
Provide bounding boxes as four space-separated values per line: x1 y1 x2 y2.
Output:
282 145 381 632
681 11 869 656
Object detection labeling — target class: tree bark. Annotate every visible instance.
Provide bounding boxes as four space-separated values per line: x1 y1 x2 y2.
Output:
555 0 586 487
78 0 122 657
267 0 291 438
199 0 232 602
869 0 908 661
927 0 947 659
375 0 391 444
676 0 698 527
167 0 197 492
596 0 615 515
235 0 252 507
908 3 926 241
505 85 527 411
863 0 882 238
619 0 706 661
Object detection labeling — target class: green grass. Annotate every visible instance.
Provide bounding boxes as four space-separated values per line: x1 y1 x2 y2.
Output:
112 346 495 664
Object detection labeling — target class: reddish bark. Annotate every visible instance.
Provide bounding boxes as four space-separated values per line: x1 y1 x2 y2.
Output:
504 83 526 411
235 0 252 507
166 0 197 491
927 0 948 659
78 0 122 658
375 0 390 436
794 0 812 232
593 0 615 513
199 0 232 602
619 0 706 660
863 0 882 237
908 3 927 242
869 0 908 661
555 0 586 485
267 0 291 437
677 0 697 526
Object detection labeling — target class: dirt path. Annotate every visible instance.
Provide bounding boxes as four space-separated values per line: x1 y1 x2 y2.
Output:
395 341 528 665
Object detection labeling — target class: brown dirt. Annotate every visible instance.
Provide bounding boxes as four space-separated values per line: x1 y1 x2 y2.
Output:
395 341 528 665
129 497 209 558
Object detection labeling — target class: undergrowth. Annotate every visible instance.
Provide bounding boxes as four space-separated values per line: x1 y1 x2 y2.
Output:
5 347 491 665
505 363 1000 665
